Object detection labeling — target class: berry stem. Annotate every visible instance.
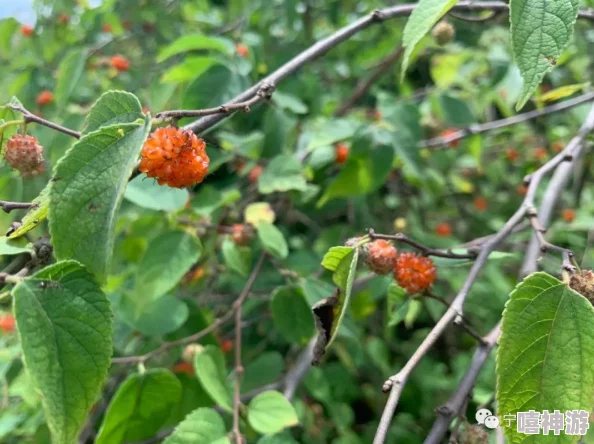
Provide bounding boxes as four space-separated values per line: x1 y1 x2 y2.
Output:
0 120 25 134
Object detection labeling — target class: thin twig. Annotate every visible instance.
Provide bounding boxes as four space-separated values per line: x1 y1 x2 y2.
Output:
112 253 267 365
420 92 594 148
368 229 477 259
0 200 38 214
334 46 404 117
372 104 594 444
182 2 594 135
9 104 81 139
526 207 576 272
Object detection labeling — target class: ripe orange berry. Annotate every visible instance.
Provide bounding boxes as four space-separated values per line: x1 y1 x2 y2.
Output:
110 54 130 71
236 43 249 58
221 339 233 353
562 208 576 223
139 126 210 188
101 23 113 33
533 147 547 161
394 253 436 294
58 13 70 24
172 361 195 376
440 128 459 148
435 222 452 237
0 314 15 333
185 266 206 283
231 224 253 246
335 143 349 164
249 165 263 183
473 196 488 212
551 141 564 153
21 25 34 36
4 134 45 177
517 184 528 196
505 148 519 162
366 240 398 275
36 90 54 106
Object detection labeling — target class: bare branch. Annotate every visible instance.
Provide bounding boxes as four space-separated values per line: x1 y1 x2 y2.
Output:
9 104 81 139
0 200 38 214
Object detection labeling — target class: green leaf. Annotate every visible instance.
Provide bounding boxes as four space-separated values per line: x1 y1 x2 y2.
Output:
13 261 113 444
96 369 182 444
317 145 394 207
49 117 151 282
182 65 246 112
133 231 202 305
157 34 234 62
401 0 458 78
271 285 315 344
161 56 220 83
303 118 358 152
311 248 359 364
257 154 308 194
222 238 251 276
257 432 299 444
0 237 31 255
120 294 189 337
497 272 594 444
247 391 299 435
321 246 354 272
511 0 579 109
273 91 308 114
7 185 49 239
256 223 288 259
82 90 144 134
55 49 87 107
125 176 189 211
0 18 18 57
194 345 233 412
242 352 284 394
163 408 230 444
539 82 589 103
244 202 276 225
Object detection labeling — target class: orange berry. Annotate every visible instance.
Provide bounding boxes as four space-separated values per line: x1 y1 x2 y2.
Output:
335 143 349 164
435 222 452 237
517 184 528 196
231 224 253 246
139 126 210 188
0 314 15 333
101 23 113 33
394 253 436 294
236 43 249 58
58 13 70 24
186 266 206 282
366 240 397 275
221 339 233 353
21 25 34 36
533 147 547 161
110 54 130 71
562 208 576 223
36 90 54 106
172 361 195 376
249 165 263 183
505 148 519 162
551 141 564 153
440 128 459 148
4 134 45 177
473 196 488 212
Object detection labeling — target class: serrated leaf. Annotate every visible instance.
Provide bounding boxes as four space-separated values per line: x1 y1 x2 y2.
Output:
83 90 144 134
312 248 358 364
13 261 113 444
256 223 288 259
497 272 594 444
244 202 276 225
222 238 251 276
55 49 86 107
7 185 49 239
194 345 233 412
0 236 31 255
163 408 230 444
401 0 458 78
511 0 579 109
49 117 151 282
321 246 354 272
157 34 234 62
247 391 299 435
125 176 189 211
96 369 182 444
132 231 202 306
257 154 308 194
271 285 315 344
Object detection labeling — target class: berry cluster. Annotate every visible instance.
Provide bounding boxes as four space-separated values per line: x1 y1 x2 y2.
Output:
139 126 210 188
363 239 437 294
3 134 45 177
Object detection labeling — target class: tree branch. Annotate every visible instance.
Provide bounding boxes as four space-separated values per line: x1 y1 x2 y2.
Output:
9 104 81 139
372 103 594 444
0 200 38 213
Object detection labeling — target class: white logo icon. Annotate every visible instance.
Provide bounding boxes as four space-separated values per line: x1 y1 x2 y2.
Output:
484 415 500 429
476 408 492 425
